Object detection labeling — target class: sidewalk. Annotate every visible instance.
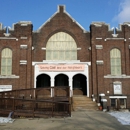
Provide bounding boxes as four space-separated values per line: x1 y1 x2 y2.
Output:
0 110 130 130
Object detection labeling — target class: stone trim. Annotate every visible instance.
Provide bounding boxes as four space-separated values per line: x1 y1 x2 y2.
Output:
113 81 122 85
20 24 28 26
20 60 27 65
91 22 113 31
20 45 28 49
9 21 32 31
104 74 130 78
96 45 103 49
0 75 19 79
91 22 104 27
77 48 81 50
96 38 102 40
104 38 125 41
19 21 32 26
20 37 27 39
96 60 103 65
123 22 130 26
109 96 127 99
0 37 18 41
19 21 32 24
99 93 105 96
41 47 81 51
116 22 130 31
32 61 91 66
41 47 46 50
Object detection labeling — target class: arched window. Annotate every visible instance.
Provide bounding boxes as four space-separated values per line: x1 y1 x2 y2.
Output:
110 48 121 75
1 48 12 75
46 32 77 61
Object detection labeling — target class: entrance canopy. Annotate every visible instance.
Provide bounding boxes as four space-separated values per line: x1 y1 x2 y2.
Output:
34 62 90 97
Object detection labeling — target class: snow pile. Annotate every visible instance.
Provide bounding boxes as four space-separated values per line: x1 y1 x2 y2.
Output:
109 111 130 125
0 117 15 123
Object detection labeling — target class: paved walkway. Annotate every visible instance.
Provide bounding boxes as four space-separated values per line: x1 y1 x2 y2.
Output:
0 110 130 130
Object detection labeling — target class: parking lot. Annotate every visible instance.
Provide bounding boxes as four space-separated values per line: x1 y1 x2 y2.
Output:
0 110 130 130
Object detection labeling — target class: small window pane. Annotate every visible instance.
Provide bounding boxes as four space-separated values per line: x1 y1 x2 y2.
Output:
120 99 124 105
65 51 70 60
117 67 121 74
111 59 115 65
1 59 6 66
116 59 121 65
71 50 77 60
53 51 58 60
46 51 52 60
7 58 12 66
59 51 64 60
111 99 116 107
111 67 115 75
1 67 6 75
7 67 11 75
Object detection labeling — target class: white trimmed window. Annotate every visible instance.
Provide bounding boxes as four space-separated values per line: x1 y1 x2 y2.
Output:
1 48 12 75
46 32 77 61
110 48 121 75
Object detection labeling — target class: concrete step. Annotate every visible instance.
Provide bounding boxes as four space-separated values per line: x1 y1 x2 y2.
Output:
73 103 95 105
72 96 98 111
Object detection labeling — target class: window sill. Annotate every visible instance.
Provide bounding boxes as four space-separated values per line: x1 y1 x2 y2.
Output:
104 75 130 78
0 75 19 78
109 96 127 98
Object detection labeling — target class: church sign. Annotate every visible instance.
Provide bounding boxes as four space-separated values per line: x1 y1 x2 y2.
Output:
113 84 122 95
38 64 85 71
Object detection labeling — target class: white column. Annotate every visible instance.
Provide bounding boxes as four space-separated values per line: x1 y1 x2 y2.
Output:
85 64 89 97
87 78 89 97
34 77 37 88
69 78 73 97
51 78 54 97
51 78 54 86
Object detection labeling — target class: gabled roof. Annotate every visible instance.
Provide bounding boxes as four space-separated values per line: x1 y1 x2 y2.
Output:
34 5 87 33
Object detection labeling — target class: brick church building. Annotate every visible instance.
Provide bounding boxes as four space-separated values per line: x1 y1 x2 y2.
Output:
0 5 130 110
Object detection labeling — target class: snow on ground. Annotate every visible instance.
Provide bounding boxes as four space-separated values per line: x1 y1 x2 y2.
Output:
0 117 15 123
109 111 130 125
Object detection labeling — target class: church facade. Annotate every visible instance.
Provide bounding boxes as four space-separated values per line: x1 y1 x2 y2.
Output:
0 5 130 109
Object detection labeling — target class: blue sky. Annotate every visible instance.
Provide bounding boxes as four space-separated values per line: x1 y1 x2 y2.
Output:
0 0 130 31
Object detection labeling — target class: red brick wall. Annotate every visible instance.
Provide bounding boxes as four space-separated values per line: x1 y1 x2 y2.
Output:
0 22 33 90
90 23 130 107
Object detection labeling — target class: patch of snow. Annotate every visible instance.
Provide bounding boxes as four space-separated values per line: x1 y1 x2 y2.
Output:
109 111 130 125
0 117 15 123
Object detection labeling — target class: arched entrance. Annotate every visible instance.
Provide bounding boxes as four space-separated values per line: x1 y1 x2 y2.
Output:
36 74 50 88
55 74 69 86
73 74 87 95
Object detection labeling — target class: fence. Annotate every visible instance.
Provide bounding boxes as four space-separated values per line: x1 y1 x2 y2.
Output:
0 87 71 118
